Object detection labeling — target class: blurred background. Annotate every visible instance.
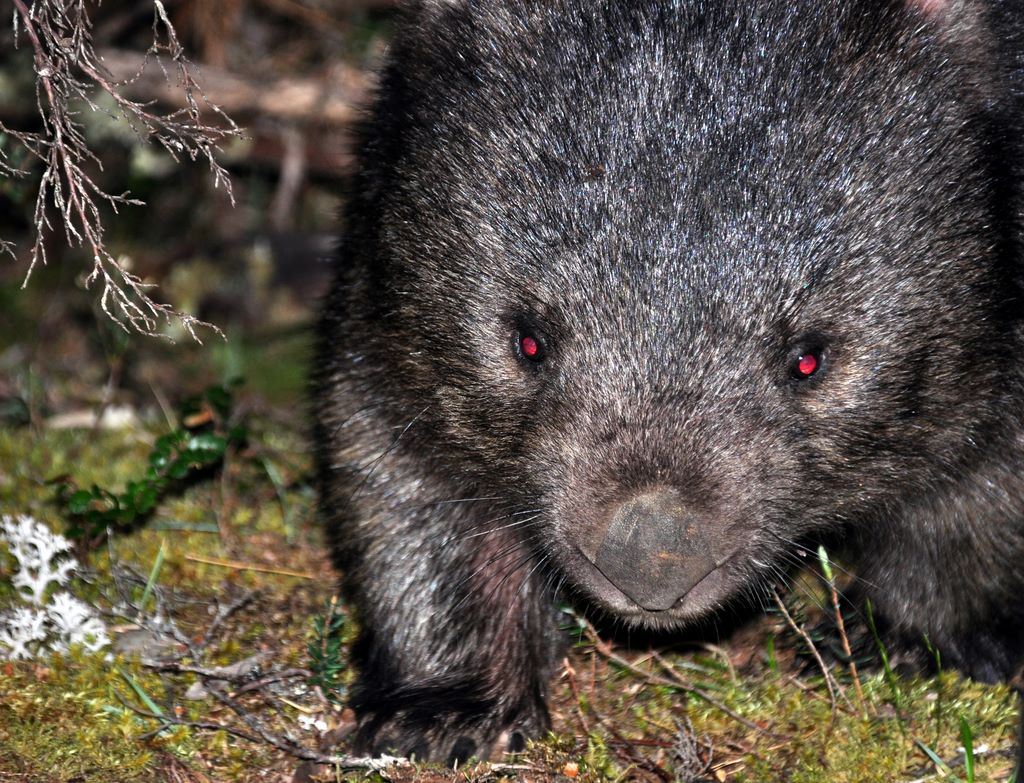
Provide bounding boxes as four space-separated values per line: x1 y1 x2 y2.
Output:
0 0 397 425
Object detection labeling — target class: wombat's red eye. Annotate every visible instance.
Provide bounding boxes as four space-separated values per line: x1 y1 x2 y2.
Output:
793 351 820 379
517 332 545 363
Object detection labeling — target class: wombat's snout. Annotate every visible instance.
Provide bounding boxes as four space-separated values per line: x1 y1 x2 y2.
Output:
583 491 721 611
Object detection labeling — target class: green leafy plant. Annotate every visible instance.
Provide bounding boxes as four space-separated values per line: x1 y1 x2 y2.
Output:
916 739 961 782
959 715 976 783
307 595 347 705
865 598 903 714
54 382 247 543
765 633 778 675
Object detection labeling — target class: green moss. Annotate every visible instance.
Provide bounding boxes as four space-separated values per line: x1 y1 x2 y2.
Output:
0 421 325 779
0 651 163 781
2 423 1020 782
0 426 153 518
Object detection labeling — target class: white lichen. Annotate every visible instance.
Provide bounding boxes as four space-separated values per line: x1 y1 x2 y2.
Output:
0 607 49 660
0 514 109 659
46 592 110 653
2 513 76 604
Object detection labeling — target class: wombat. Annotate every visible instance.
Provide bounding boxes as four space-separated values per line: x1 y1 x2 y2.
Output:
314 0 1024 764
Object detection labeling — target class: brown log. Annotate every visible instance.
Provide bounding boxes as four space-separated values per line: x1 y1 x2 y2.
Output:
96 47 371 128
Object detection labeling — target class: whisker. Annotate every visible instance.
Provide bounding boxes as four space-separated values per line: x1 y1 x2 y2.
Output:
328 399 389 438
456 507 544 539
426 496 507 506
347 405 429 503
488 550 544 610
504 553 554 624
460 512 543 541
449 550 534 618
447 531 547 615
763 528 881 592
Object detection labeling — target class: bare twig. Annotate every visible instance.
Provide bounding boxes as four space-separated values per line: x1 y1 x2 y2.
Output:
126 696 406 770
824 570 868 716
7 0 243 337
141 660 310 686
673 716 714 783
106 564 411 770
580 620 778 739
269 124 306 231
96 47 365 127
202 588 259 649
561 656 592 736
184 553 317 579
772 589 853 716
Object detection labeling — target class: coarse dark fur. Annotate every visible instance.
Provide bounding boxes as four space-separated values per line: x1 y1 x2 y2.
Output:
314 0 1024 764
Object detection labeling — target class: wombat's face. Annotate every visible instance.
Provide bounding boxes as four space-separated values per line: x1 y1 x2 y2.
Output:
373 1 1015 625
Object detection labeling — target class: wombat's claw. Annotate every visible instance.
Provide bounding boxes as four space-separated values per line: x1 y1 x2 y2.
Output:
364 719 534 765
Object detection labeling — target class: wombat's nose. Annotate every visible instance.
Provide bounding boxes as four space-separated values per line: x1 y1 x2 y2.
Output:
589 492 717 611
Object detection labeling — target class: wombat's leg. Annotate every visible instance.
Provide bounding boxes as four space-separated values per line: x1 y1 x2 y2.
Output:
854 460 1024 682
325 461 561 764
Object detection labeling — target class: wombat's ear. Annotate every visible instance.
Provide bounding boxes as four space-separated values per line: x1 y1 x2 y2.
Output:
903 0 980 23
905 0 949 16
902 0 991 55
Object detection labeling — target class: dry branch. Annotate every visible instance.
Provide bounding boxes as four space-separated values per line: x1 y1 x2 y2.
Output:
106 565 393 770
6 0 243 337
95 47 368 128
579 617 779 739
772 589 852 716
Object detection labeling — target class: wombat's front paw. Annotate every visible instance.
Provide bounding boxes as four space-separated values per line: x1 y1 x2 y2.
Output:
355 705 546 765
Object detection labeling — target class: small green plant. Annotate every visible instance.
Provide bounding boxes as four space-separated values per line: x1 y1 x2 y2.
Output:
924 634 943 672
765 633 778 675
959 715 976 783
910 716 978 783
308 595 347 705
54 382 247 543
865 598 904 714
916 739 961 782
817 545 867 715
